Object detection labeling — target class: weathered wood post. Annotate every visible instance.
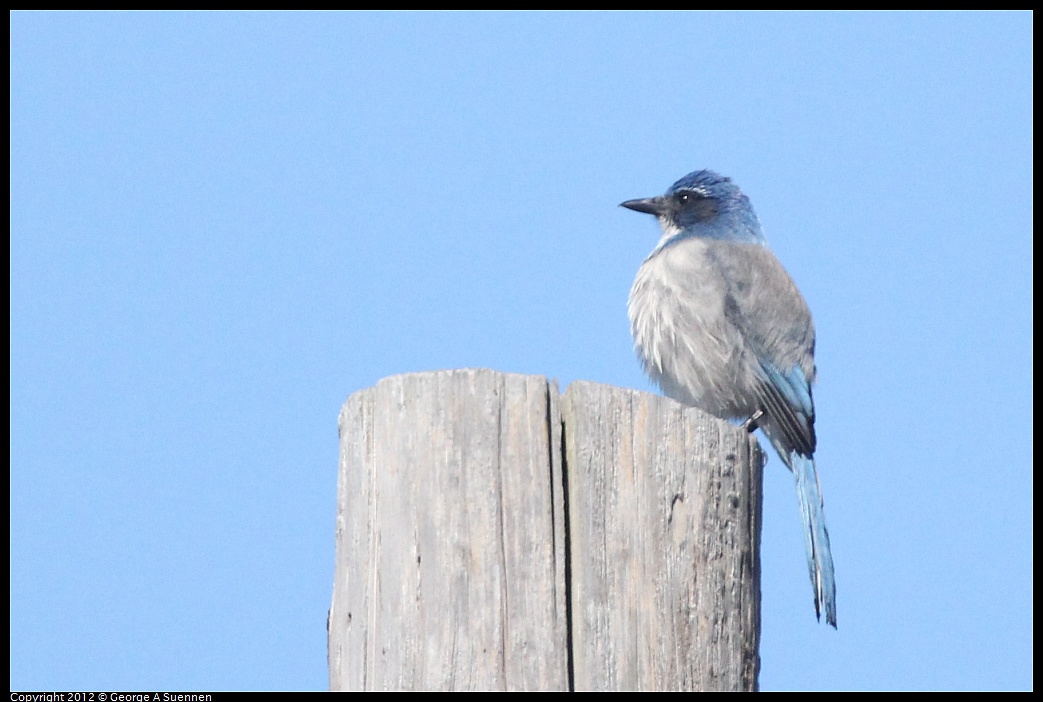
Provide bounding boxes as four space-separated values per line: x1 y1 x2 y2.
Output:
328 369 569 691
329 369 761 691
563 381 762 691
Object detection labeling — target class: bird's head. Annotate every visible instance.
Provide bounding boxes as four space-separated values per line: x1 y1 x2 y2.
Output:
621 169 766 245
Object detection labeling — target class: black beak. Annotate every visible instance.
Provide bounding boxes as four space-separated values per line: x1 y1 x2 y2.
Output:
620 196 667 216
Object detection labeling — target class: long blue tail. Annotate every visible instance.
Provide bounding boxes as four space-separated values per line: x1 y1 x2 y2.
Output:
786 450 837 627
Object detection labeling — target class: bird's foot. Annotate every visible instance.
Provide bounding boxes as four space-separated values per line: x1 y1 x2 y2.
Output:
742 409 764 433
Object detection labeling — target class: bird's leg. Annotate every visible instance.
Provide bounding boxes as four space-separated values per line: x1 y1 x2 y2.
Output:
742 409 764 433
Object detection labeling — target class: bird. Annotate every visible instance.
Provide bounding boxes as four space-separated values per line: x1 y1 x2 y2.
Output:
621 169 837 627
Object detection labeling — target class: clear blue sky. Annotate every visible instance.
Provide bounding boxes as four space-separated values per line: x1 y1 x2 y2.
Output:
10 11 1031 692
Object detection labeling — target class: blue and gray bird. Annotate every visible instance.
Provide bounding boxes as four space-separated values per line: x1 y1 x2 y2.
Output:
622 169 837 627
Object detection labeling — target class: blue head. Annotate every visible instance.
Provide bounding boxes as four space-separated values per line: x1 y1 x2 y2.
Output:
621 170 766 246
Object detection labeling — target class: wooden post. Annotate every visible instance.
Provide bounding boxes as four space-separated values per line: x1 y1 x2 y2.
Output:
329 369 761 691
562 381 761 692
328 369 569 691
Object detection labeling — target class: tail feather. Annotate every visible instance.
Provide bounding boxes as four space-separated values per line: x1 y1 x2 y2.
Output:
788 451 837 627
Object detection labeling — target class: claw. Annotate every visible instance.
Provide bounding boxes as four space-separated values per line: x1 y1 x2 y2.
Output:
743 409 764 432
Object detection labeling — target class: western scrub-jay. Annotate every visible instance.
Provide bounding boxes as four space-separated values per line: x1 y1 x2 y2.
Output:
622 169 837 627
